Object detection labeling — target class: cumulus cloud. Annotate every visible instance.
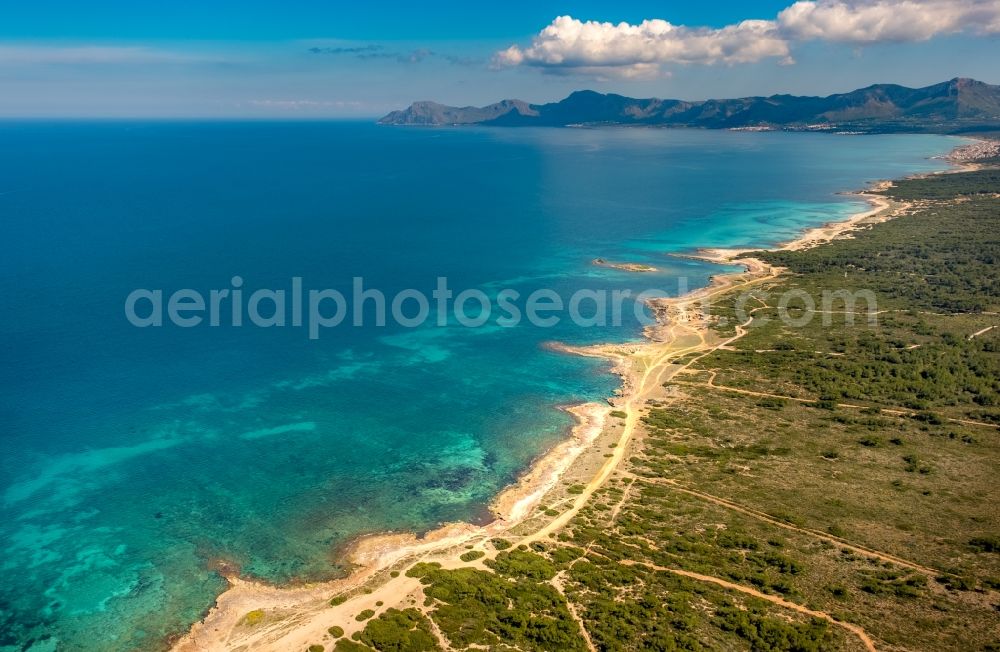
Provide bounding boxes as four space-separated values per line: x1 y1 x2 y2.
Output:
494 16 791 77
496 0 1000 76
779 0 1000 42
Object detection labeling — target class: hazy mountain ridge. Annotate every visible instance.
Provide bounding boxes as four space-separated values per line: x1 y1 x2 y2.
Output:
379 78 1000 132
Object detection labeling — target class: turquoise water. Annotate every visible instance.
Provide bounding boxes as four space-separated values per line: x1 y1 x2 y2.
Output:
0 123 953 651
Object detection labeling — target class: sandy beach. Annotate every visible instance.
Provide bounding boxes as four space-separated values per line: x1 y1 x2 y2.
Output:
172 169 930 652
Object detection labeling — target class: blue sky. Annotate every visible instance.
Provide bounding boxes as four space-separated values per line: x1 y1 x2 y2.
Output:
1 1 997 117
0 2 795 40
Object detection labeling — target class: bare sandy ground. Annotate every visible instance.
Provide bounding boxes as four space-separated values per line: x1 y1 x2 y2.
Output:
171 182 914 652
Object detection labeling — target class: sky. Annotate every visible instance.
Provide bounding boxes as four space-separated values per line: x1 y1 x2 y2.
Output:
0 0 998 117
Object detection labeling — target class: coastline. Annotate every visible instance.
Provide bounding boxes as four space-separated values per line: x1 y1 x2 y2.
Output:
170 147 968 652
172 403 614 651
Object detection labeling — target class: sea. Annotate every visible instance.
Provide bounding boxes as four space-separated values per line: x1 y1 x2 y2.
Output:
0 121 955 651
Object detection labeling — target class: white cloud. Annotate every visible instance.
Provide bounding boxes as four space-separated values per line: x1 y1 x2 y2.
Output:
494 16 791 77
779 0 1000 42
496 1 1000 76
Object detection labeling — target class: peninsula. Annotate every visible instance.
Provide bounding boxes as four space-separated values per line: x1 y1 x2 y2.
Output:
379 78 1000 134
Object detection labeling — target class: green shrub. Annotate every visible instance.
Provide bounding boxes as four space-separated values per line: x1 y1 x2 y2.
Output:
357 608 440 651
828 584 848 598
459 550 485 562
757 396 788 410
936 574 976 591
410 565 586 650
970 536 1000 553
333 640 371 651
486 550 558 581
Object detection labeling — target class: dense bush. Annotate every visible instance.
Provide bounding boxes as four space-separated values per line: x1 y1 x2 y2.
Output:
356 608 440 652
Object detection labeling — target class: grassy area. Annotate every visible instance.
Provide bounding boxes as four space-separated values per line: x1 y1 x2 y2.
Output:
352 169 999 650
761 170 1000 314
631 388 999 648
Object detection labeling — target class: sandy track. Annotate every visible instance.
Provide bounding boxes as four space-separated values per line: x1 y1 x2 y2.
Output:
669 379 999 429
619 560 877 652
521 263 779 546
638 477 944 576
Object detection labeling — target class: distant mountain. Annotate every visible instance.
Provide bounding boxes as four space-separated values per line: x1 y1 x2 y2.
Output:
378 99 538 126
379 78 1000 133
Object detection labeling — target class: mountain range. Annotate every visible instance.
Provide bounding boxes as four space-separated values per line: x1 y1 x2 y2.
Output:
378 78 1000 133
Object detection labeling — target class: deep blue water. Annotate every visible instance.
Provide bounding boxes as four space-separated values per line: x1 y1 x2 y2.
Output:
0 122 953 651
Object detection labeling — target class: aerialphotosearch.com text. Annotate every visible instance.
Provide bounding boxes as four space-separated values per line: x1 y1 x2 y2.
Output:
124 276 877 340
